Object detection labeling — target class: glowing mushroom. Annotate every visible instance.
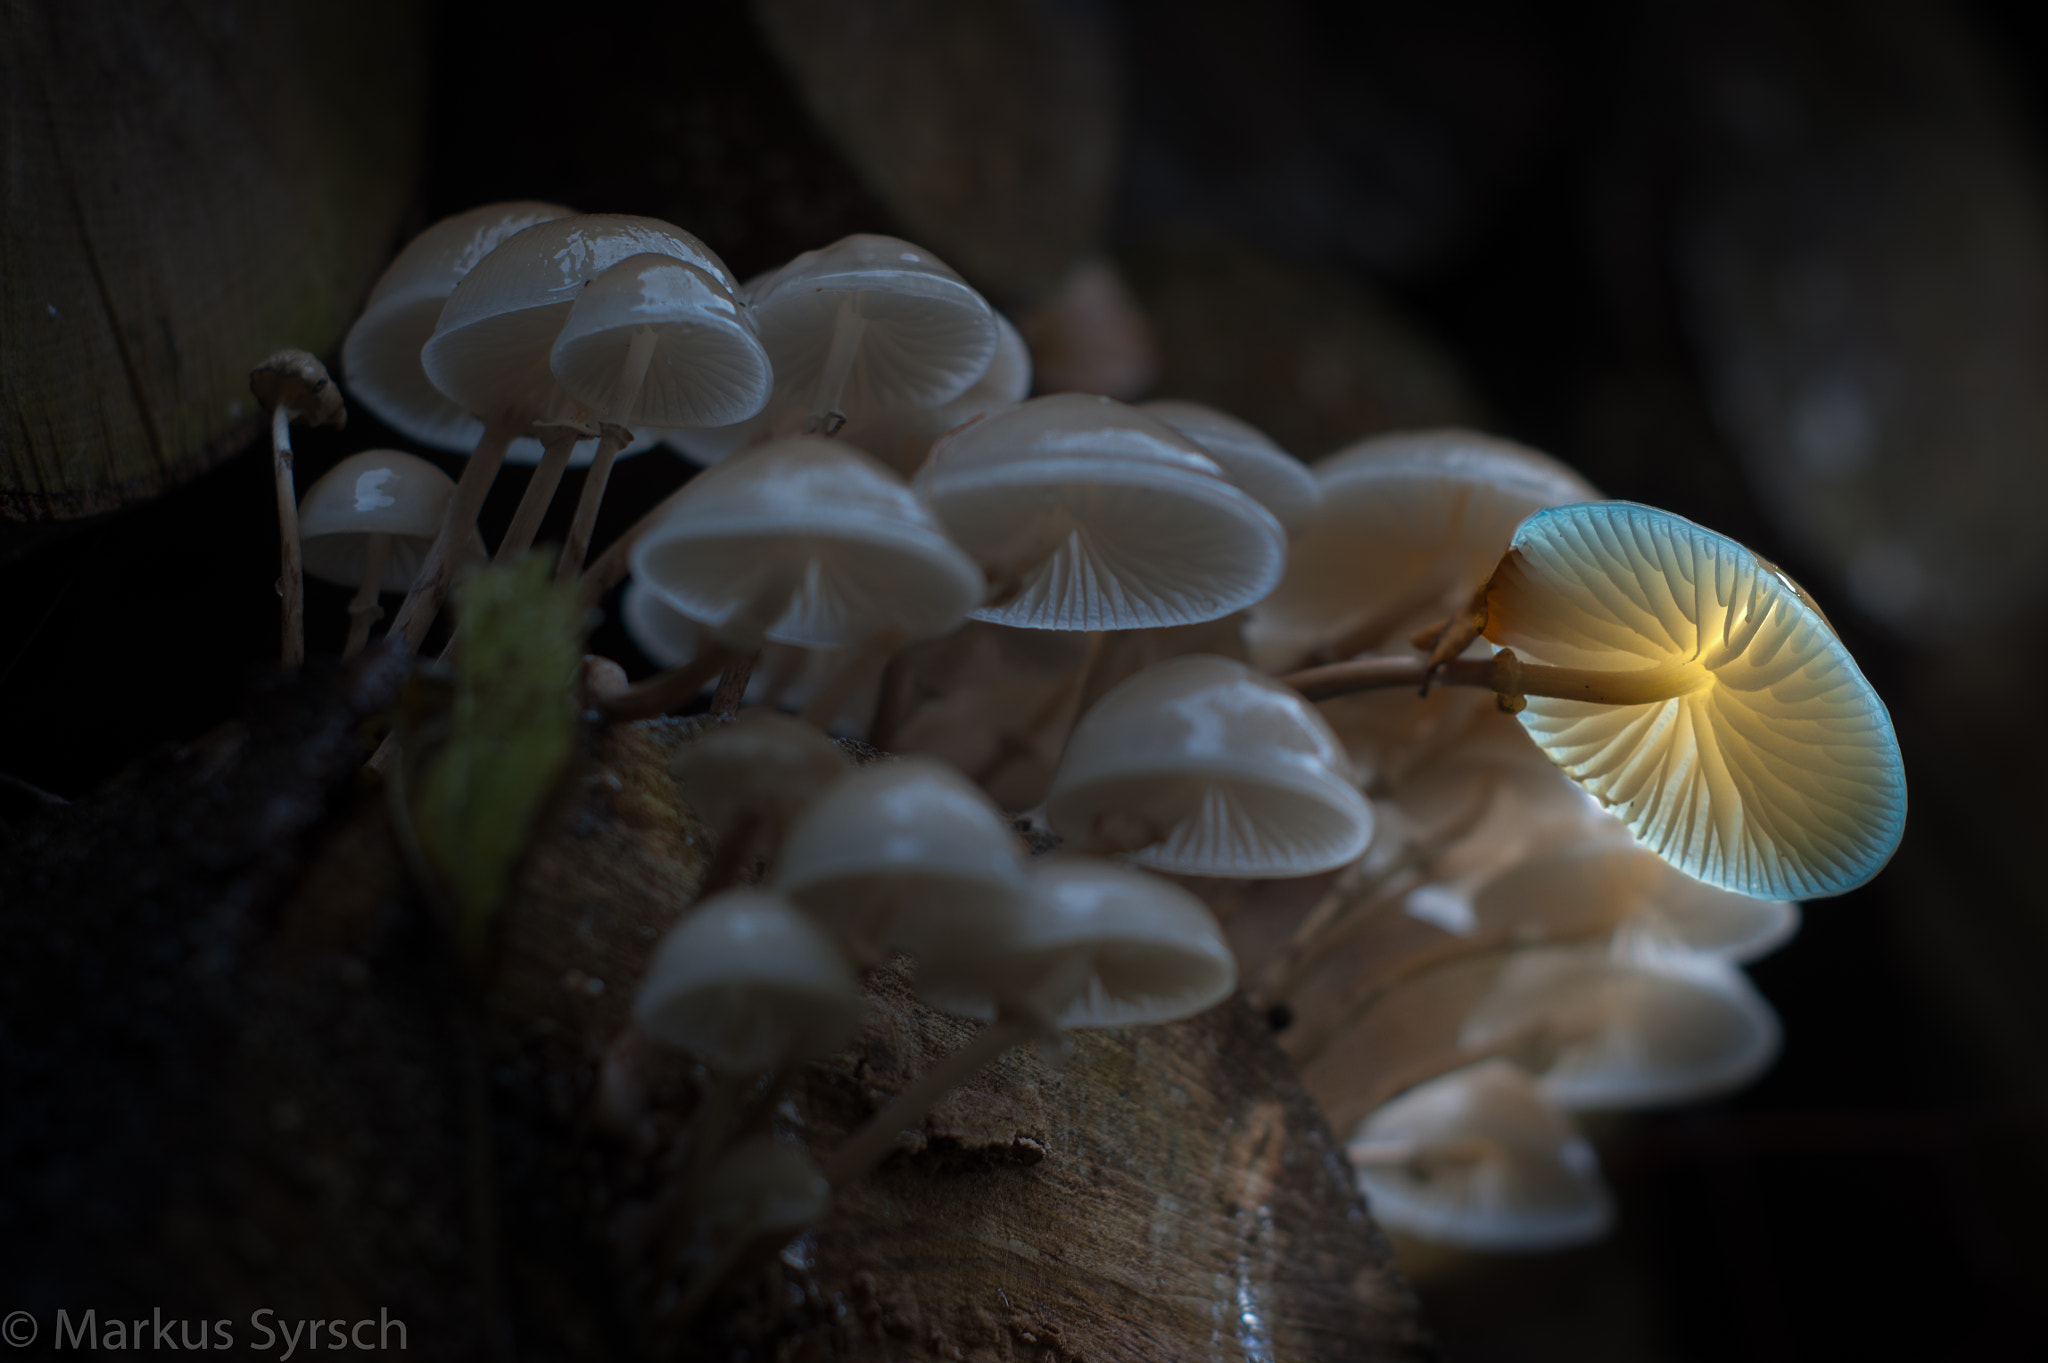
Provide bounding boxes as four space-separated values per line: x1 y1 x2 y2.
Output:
915 393 1288 631
297 449 485 657
1346 1059 1613 1251
1481 501 1907 900
1046 655 1374 878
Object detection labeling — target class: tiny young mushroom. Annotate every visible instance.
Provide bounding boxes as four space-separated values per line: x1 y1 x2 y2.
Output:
611 435 984 722
773 756 1030 967
249 349 346 668
666 710 851 888
1281 500 1908 901
1248 429 1597 672
821 854 1236 1187
297 449 486 657
745 233 999 437
914 393 1289 632
391 214 742 651
1346 1058 1613 1252
1045 654 1375 878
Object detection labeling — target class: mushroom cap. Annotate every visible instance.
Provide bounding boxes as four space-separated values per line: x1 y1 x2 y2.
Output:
1485 500 1908 900
776 756 1029 964
620 575 705 669
667 711 851 838
549 253 772 429
1459 940 1782 1109
633 889 863 1073
1047 655 1374 878
1471 837 1800 964
422 213 736 426
297 449 484 590
835 310 1034 474
1139 399 1320 533
915 394 1288 631
250 349 346 427
342 200 574 452
631 435 986 648
1348 1059 1613 1251
748 233 999 414
1248 429 1596 668
916 855 1237 1028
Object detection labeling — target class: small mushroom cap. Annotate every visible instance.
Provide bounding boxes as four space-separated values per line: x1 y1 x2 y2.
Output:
422 214 736 425
342 201 574 452
835 310 1034 474
549 253 772 429
250 350 346 428
915 394 1288 631
916 855 1237 1028
667 711 851 837
776 757 1029 964
749 233 999 414
693 1140 831 1238
1485 500 1908 900
1139 399 1319 533
297 449 484 590
631 435 986 648
633 888 863 1073
1248 430 1595 668
1471 837 1800 964
1046 655 1374 878
1459 940 1782 1109
1348 1059 1613 1251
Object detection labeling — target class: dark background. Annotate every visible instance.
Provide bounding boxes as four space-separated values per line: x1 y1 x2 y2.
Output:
6 1 2048 1357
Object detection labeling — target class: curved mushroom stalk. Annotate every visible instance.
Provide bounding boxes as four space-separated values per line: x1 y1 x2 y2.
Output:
250 349 346 668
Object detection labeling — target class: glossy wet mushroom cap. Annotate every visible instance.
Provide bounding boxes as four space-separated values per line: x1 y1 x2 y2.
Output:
297 448 483 590
1484 500 1908 900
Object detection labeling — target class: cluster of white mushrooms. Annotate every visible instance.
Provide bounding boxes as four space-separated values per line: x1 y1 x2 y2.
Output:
279 199 1906 1280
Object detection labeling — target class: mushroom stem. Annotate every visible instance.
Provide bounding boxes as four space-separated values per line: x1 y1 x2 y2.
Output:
1281 650 1711 708
271 405 306 670
342 532 392 660
821 1016 1036 1188
495 425 587 560
798 627 907 731
600 645 748 722
556 422 634 582
709 652 759 721
804 294 869 437
389 418 519 654
1312 573 1457 666
970 631 1106 787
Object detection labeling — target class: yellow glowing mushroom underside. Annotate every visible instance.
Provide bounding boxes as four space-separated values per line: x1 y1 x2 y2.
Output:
1483 501 1906 901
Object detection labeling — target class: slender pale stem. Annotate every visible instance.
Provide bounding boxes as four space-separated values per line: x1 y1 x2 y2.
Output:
557 423 632 583
271 405 305 670
821 1017 1034 1188
970 630 1105 787
342 532 391 660
1282 649 1710 708
390 419 518 655
804 295 868 436
495 426 586 560
799 627 907 731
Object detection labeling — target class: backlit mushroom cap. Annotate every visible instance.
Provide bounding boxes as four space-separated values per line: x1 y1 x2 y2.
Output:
1046 655 1373 878
633 889 863 1073
549 252 772 429
916 855 1237 1028
776 757 1029 964
342 200 575 453
915 394 1288 631
749 233 999 415
1484 500 1908 900
631 436 985 648
837 311 1034 474
1348 1059 1613 1251
422 214 737 428
1248 430 1596 668
667 711 851 839
1471 837 1800 964
297 449 484 590
1140 399 1320 533
1459 940 1782 1109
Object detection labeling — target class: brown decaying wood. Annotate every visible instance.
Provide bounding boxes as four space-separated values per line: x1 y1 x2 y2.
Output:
0 2 425 524
0 685 1429 1359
